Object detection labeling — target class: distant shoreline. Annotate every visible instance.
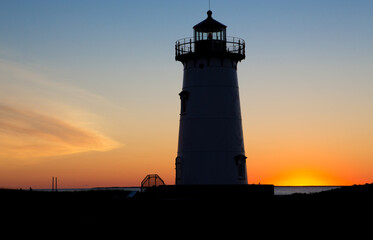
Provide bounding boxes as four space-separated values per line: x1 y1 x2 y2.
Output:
0 184 366 195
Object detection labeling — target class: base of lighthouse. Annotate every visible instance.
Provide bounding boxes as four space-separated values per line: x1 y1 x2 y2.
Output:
176 152 247 185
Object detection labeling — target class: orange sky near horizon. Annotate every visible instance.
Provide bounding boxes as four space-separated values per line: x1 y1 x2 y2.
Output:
1 1 372 189
0 95 370 188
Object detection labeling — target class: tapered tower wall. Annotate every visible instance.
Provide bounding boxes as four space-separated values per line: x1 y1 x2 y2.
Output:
176 58 247 185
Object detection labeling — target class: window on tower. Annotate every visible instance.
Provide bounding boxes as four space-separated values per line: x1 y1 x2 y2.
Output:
179 91 189 115
234 154 247 180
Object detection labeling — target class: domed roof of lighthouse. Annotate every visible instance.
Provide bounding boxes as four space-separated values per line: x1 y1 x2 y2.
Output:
193 10 226 32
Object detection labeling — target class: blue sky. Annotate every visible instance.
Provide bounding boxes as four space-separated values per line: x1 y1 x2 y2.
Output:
0 0 372 187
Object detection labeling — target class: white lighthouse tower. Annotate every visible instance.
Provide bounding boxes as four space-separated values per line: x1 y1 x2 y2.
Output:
175 11 248 185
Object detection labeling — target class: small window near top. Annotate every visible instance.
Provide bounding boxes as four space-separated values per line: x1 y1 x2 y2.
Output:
179 91 189 115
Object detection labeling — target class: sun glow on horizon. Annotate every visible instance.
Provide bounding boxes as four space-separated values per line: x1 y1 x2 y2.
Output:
271 169 344 186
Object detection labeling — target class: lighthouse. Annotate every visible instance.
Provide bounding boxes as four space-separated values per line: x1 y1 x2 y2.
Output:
175 11 247 185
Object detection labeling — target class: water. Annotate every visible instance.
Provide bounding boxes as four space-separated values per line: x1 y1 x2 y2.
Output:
274 186 342 195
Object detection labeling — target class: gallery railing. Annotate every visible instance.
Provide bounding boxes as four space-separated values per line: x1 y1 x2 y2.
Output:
175 36 245 58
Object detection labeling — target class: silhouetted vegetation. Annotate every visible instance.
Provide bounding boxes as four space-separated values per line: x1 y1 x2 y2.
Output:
2 184 373 231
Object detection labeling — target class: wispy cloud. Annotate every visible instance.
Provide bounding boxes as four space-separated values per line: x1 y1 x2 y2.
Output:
0 104 120 159
0 59 123 160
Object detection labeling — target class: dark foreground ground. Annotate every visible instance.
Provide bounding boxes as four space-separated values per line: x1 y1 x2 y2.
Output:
1 184 373 235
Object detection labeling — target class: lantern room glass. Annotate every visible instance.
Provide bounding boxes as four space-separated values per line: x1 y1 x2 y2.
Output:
194 29 226 41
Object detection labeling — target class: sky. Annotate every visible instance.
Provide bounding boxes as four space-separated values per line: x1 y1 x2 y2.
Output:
0 0 372 188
